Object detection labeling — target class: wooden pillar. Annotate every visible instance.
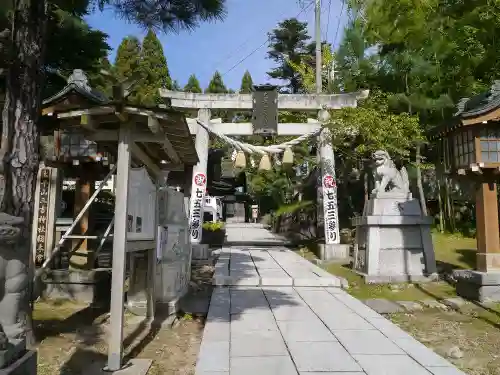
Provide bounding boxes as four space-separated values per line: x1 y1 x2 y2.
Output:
107 122 131 372
476 180 500 272
70 171 95 269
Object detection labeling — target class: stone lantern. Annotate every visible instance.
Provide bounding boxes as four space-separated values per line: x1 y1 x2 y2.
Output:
435 81 500 301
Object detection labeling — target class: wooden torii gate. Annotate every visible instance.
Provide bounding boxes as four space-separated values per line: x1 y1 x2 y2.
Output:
161 88 369 260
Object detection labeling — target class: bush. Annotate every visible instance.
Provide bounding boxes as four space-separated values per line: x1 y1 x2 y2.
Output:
202 221 225 232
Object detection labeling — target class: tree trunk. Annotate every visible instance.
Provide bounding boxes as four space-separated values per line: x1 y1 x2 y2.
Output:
1 0 48 345
415 144 428 216
444 176 456 233
437 176 444 233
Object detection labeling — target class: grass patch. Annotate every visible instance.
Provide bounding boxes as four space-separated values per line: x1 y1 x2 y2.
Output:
324 262 456 301
432 231 477 272
389 303 500 375
298 231 477 302
34 300 85 321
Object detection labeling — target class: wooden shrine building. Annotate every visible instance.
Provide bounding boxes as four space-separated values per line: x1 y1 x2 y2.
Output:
36 69 198 372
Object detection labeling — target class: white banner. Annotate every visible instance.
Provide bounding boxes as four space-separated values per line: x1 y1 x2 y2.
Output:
188 172 207 243
322 174 340 244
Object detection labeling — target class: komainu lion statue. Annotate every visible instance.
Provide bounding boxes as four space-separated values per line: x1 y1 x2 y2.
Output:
371 150 410 195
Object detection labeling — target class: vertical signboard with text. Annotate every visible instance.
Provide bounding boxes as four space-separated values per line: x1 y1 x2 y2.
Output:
188 172 207 243
322 174 340 244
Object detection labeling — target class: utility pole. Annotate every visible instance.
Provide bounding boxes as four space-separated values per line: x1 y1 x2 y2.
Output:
315 0 322 94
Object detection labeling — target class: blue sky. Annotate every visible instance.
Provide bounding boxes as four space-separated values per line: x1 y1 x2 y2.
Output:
85 0 348 90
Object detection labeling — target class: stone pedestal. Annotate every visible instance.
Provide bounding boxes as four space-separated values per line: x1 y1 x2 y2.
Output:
191 244 210 262
42 269 111 305
318 243 350 262
353 193 437 283
0 350 37 375
453 181 500 302
453 270 500 302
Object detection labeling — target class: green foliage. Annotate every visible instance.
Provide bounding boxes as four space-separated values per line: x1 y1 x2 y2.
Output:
171 80 181 91
114 35 141 102
239 70 253 93
287 44 335 94
135 29 172 106
95 0 227 32
88 57 113 97
267 18 312 93
274 200 313 217
205 71 227 93
184 74 202 93
329 92 424 161
0 1 109 98
202 221 225 231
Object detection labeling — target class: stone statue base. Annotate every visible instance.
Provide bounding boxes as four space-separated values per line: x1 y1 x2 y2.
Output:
41 269 111 305
453 269 500 302
352 193 437 283
0 350 37 375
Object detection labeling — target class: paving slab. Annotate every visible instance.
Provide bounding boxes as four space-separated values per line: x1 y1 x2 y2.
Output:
277 320 337 342
426 367 468 375
363 298 404 314
230 356 298 375
333 329 406 355
287 341 363 372
353 354 431 375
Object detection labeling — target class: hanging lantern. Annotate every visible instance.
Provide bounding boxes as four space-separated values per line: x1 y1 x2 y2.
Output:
282 146 294 166
234 150 246 168
259 153 272 171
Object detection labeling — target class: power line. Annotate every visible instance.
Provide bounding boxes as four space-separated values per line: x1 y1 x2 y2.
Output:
221 0 315 77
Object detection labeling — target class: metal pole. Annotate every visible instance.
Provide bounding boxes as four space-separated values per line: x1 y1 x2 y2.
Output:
315 0 322 94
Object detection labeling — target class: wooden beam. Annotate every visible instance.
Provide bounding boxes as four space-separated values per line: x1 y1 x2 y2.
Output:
147 116 181 164
160 90 369 110
185 119 322 136
161 163 185 171
130 142 161 178
57 106 115 118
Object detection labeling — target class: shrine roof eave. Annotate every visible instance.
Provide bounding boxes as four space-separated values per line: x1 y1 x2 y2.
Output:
42 83 108 107
431 80 500 140
43 103 199 166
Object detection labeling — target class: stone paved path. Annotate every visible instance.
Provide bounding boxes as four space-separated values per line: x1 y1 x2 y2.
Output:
212 246 347 287
195 225 467 375
196 283 467 375
224 222 289 246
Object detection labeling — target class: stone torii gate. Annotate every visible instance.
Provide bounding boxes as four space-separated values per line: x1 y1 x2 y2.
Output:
161 88 369 260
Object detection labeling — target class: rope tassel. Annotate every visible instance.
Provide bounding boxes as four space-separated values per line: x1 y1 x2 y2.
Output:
282 146 294 166
259 153 272 171
234 150 246 168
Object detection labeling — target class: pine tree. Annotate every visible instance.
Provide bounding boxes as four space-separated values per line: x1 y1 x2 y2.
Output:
240 70 253 93
171 79 181 91
205 71 229 120
136 29 172 106
114 36 141 81
88 57 113 98
267 18 311 93
205 71 228 93
114 36 141 102
184 74 202 93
